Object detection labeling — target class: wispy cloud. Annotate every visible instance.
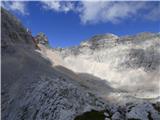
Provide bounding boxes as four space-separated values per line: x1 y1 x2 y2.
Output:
41 1 76 13
1 1 28 15
40 1 160 24
1 1 159 24
79 1 146 24
145 6 160 21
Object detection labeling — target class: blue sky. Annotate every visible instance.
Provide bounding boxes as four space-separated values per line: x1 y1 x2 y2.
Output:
2 1 160 47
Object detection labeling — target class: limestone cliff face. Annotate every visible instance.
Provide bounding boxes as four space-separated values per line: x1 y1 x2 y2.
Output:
55 32 160 99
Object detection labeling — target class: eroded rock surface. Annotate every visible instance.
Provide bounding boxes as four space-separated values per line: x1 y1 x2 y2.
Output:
1 8 106 120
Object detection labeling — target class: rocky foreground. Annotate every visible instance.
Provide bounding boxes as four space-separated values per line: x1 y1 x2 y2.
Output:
1 7 160 120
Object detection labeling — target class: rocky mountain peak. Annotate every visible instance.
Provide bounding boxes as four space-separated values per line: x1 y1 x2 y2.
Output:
89 33 119 43
91 33 118 40
80 33 119 49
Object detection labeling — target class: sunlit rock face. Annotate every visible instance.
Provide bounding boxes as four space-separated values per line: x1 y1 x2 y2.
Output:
55 32 160 100
81 33 119 49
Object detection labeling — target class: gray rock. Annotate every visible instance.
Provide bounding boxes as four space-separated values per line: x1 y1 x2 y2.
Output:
35 32 49 46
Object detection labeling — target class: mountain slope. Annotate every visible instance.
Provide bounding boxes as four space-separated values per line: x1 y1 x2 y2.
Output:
1 8 107 120
1 7 160 120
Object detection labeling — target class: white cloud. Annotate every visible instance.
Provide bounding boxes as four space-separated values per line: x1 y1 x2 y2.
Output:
79 1 147 24
42 1 61 11
41 1 75 13
79 1 111 24
1 1 28 15
145 7 160 21
41 1 158 24
2 1 158 24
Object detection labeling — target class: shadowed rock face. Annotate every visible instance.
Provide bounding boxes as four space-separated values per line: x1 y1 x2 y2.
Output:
1 7 34 47
121 48 160 71
1 7 35 56
74 110 105 120
1 8 107 120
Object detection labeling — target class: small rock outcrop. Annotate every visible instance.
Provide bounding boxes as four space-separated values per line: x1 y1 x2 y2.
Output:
34 32 49 46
